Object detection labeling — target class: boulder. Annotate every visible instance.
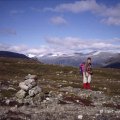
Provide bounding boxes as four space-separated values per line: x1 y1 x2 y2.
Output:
28 86 42 97
19 79 37 91
24 79 37 88
19 82 29 91
16 89 26 99
33 92 44 105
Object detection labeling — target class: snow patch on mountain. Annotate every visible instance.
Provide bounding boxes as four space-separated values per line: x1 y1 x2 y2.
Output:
28 54 36 58
92 51 101 56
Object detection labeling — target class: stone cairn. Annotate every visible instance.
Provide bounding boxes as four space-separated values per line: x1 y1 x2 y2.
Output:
16 74 41 99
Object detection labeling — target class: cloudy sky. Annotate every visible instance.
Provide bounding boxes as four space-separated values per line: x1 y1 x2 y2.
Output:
0 0 120 56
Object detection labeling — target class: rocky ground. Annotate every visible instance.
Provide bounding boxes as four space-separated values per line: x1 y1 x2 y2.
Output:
0 74 120 120
0 58 120 120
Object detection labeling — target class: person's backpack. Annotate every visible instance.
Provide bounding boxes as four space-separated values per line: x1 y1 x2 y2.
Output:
79 63 85 75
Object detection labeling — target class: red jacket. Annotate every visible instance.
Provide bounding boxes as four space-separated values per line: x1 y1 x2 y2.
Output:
85 63 93 75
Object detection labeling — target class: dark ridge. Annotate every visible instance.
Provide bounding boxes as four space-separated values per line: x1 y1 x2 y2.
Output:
104 62 120 69
0 51 29 59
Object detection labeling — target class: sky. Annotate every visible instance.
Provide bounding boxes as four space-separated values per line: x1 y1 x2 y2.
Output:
0 0 120 56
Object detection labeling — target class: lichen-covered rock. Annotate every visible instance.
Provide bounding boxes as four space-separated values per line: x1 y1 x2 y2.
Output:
28 86 42 97
33 92 44 105
16 89 26 99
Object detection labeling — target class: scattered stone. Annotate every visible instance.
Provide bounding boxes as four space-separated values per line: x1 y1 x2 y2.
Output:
100 109 104 114
8 87 16 91
78 115 83 119
46 97 50 101
5 99 10 105
103 87 107 90
60 86 74 92
0 110 31 120
69 71 73 74
0 74 120 120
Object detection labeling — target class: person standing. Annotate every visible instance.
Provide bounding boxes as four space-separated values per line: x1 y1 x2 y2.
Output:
82 57 93 89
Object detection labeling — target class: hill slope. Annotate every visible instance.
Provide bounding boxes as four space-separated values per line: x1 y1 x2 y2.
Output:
0 51 29 59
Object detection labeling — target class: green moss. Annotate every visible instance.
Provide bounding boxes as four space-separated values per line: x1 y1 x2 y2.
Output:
1 89 16 98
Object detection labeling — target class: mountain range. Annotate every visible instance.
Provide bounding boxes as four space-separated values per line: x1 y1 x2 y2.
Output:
35 51 120 68
0 51 120 68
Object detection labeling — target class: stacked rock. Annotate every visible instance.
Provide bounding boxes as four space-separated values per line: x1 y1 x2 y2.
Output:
16 74 41 99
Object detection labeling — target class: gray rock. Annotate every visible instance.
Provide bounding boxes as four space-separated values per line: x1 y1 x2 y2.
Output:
19 82 29 91
28 86 42 97
24 79 37 88
24 79 35 85
16 89 26 99
19 79 37 91
33 92 44 105
5 99 10 105
60 86 74 93
8 87 16 91
23 96 34 106
78 115 83 119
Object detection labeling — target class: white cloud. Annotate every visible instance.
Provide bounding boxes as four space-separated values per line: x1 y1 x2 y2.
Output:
101 3 120 17
50 16 67 25
45 36 120 52
0 44 55 56
44 0 100 13
0 36 119 56
91 42 114 49
44 0 120 26
0 44 27 53
26 46 51 55
101 17 120 26
46 37 84 49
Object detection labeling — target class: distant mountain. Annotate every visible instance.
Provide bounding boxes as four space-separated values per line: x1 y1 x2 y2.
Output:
37 51 120 68
104 62 120 69
0 51 29 59
103 54 120 69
